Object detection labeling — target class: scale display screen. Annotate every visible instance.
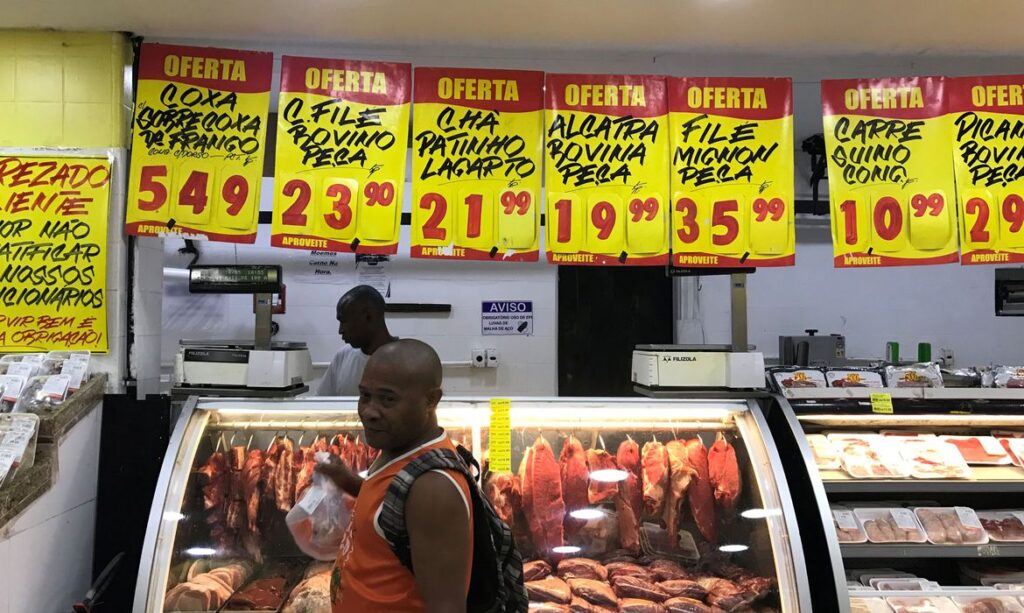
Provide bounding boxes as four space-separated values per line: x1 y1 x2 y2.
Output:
189 265 283 294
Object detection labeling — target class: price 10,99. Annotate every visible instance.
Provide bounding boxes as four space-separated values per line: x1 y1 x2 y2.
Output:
835 192 952 252
134 165 255 230
546 194 667 256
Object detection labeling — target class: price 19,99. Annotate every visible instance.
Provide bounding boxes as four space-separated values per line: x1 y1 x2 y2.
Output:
547 193 668 259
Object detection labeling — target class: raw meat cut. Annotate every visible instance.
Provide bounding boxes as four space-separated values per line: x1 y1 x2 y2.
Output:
696 577 750 612
658 580 707 600
274 437 296 512
665 597 713 613
557 558 608 581
568 578 618 607
606 561 653 581
570 597 616 613
617 437 642 477
560 436 591 534
295 448 317 501
664 440 697 549
226 447 247 531
526 576 572 603
312 435 328 453
520 436 566 555
619 598 668 613
241 449 264 533
683 438 716 543
611 575 670 601
530 604 571 613
198 452 227 511
485 472 522 527
978 512 1024 541
615 474 643 554
708 435 741 516
524 560 553 581
649 559 690 582
281 567 331 613
642 442 670 517
586 448 620 504
261 438 281 503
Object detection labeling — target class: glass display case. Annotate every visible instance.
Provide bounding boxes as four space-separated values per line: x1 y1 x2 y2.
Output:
776 387 1024 612
136 396 812 612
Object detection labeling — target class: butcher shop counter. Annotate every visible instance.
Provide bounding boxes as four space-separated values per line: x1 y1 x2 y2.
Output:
0 373 107 613
773 388 1024 610
136 396 820 612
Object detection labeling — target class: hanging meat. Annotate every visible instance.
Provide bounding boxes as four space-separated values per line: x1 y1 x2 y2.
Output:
615 469 643 554
241 449 264 533
274 437 297 512
484 472 521 527
586 449 619 505
708 434 742 516
226 446 247 532
617 437 641 477
198 452 227 511
261 438 281 503
312 435 329 453
295 448 317 501
560 436 590 535
664 440 697 549
520 436 566 556
683 438 716 543
641 442 669 517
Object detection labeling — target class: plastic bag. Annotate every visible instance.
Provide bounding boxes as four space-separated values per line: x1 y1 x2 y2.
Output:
286 452 352 560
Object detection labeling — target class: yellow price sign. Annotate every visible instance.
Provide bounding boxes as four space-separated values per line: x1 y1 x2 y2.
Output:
950 75 1024 265
0 155 111 352
411 68 543 262
488 398 512 473
270 57 410 254
822 77 959 267
544 74 670 266
668 77 796 268
870 392 894 415
125 44 272 243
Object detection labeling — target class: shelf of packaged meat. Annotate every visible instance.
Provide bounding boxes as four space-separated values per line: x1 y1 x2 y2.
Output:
820 469 1024 494
840 543 1024 558
784 388 1024 401
137 397 811 613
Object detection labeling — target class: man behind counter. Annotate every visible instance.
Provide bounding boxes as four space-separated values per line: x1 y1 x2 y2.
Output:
318 339 473 613
316 285 396 396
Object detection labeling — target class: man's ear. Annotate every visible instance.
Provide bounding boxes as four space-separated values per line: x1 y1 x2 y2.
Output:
426 386 443 409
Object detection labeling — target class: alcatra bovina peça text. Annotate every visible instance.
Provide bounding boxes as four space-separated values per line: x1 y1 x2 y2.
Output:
164 55 247 82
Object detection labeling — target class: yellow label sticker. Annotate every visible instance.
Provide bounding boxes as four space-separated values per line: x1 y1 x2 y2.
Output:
488 398 512 473
870 393 894 415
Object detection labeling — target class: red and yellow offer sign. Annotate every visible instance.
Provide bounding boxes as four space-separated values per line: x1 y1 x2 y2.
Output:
0 156 110 352
668 78 795 268
125 44 272 243
949 76 1024 265
272 57 410 254
411 68 543 261
544 74 671 266
822 77 959 267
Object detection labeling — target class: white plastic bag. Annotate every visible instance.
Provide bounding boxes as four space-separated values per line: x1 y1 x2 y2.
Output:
286 452 352 560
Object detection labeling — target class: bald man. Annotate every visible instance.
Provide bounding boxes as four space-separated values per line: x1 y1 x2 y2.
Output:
318 340 473 613
316 285 396 396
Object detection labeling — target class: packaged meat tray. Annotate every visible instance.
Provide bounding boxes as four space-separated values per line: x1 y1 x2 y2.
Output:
885 363 943 388
830 435 912 479
977 512 1024 542
808 434 840 470
998 438 1024 468
14 375 71 416
826 369 885 388
959 561 1024 586
913 507 989 545
771 367 827 389
833 508 868 543
870 578 940 590
885 596 960 613
856 570 920 585
940 436 1013 465
849 597 894 613
221 561 304 611
855 508 928 543
899 440 972 480
993 366 1024 388
954 596 1024 613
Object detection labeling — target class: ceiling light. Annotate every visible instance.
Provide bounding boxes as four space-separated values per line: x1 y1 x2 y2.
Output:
552 545 582 555
589 469 629 483
569 508 605 520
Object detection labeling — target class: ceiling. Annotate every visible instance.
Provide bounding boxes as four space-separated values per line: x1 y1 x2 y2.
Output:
5 0 1024 56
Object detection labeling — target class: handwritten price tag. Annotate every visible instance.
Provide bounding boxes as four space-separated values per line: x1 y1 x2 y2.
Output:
270 57 409 254
489 398 512 473
126 44 272 244
411 68 543 262
870 393 894 415
668 78 795 268
544 74 670 266
822 78 959 268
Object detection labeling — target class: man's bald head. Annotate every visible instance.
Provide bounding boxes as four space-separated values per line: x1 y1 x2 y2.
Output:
367 339 443 392
336 285 388 351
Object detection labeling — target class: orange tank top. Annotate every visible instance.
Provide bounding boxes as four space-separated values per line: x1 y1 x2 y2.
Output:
331 433 473 613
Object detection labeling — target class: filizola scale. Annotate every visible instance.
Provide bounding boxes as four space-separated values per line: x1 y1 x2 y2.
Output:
173 265 312 396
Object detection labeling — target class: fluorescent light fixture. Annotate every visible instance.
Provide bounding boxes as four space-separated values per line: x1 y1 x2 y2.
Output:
184 547 217 557
552 545 582 555
741 508 781 520
589 469 629 483
719 544 749 553
163 512 186 522
569 508 605 521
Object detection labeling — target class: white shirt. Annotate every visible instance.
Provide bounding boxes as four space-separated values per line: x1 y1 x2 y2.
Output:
316 344 370 396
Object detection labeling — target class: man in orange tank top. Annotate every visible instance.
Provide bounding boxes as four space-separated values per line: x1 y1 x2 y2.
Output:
317 339 473 613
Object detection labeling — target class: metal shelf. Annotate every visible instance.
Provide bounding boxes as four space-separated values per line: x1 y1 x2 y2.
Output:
784 387 1024 401
823 478 1024 494
841 543 1024 558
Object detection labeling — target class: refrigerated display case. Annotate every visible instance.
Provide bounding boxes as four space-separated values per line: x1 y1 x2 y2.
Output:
773 387 1024 611
135 396 814 612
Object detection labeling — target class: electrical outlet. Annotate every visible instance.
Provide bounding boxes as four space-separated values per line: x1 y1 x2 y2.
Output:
471 349 486 368
485 348 499 368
